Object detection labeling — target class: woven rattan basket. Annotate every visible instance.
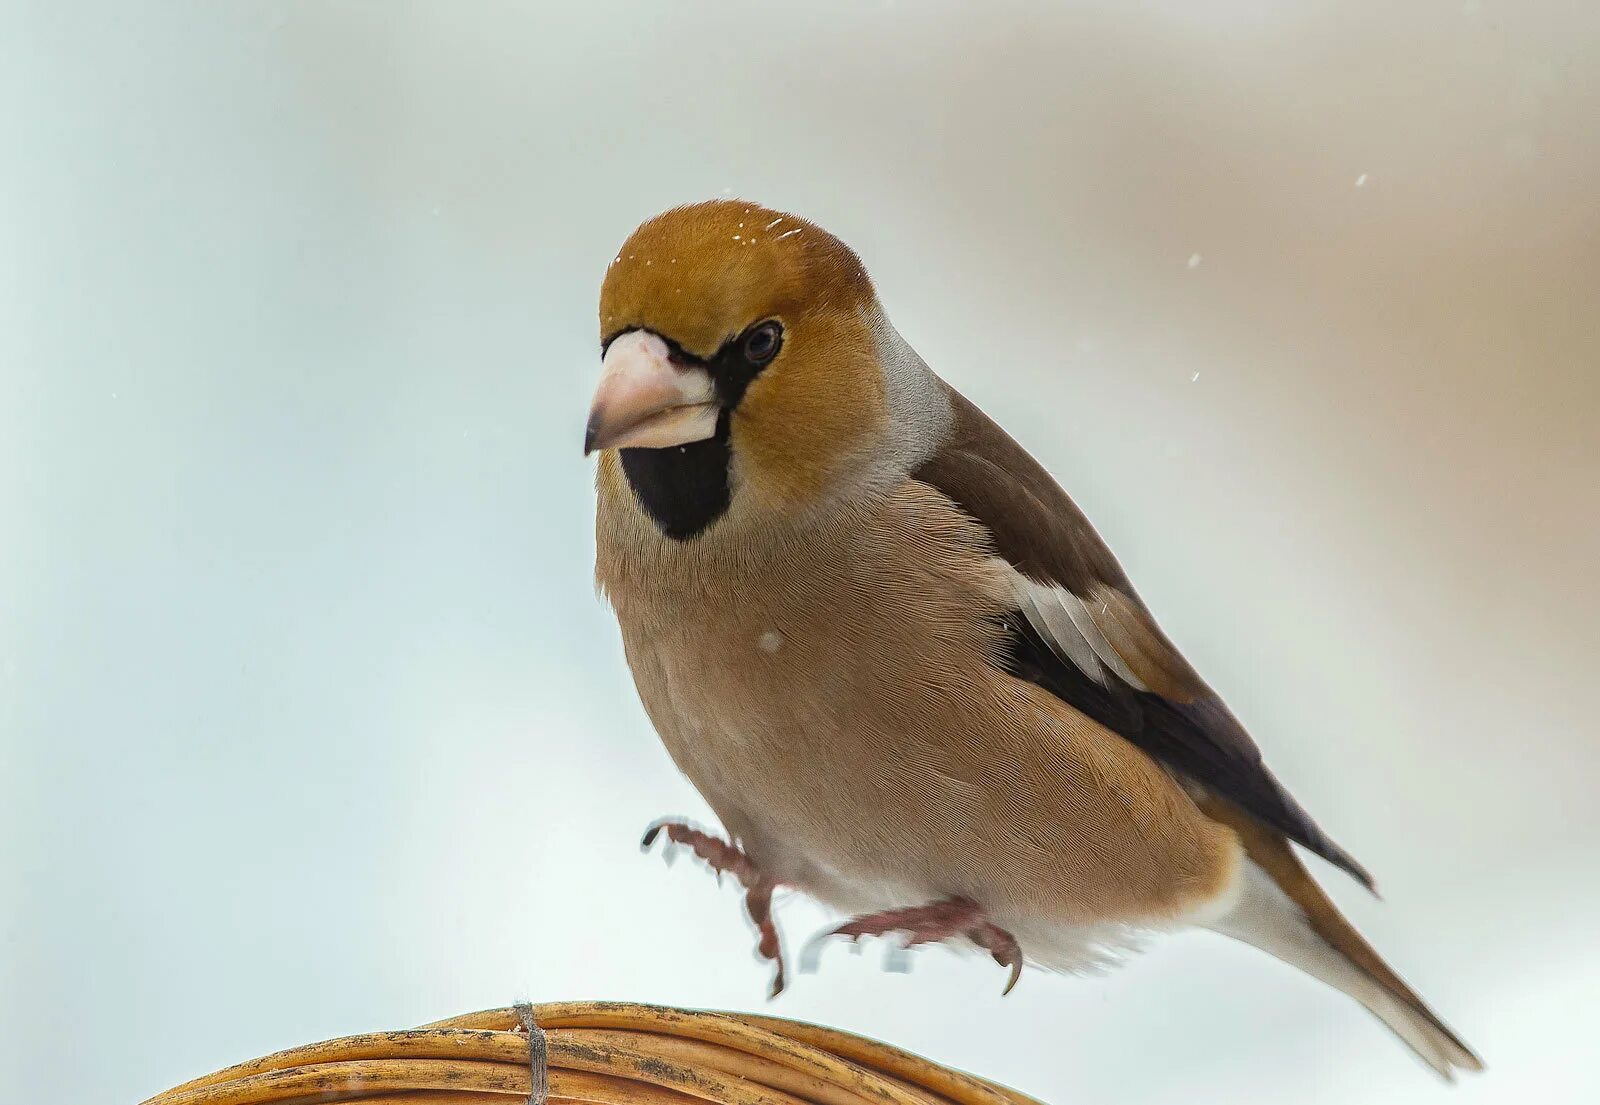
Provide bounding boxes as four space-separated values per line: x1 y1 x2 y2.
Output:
141 1001 1045 1105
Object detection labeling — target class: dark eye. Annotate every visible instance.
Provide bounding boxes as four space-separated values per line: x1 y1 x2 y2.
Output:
742 320 782 366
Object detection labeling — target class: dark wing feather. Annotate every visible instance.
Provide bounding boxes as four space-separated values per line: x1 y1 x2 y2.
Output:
916 385 1375 890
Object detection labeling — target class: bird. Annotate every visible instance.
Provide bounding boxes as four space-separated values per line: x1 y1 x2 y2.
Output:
584 199 1482 1079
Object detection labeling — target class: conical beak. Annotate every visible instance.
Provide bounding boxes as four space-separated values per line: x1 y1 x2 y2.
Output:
584 330 720 454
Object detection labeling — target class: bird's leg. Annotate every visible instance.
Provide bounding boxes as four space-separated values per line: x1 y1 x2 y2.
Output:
743 878 785 997
641 819 788 995
816 895 1025 994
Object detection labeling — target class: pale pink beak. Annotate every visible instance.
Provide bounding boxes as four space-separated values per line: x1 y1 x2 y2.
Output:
584 330 720 454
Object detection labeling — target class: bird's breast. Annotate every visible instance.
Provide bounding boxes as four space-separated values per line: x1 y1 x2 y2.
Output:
598 478 1011 871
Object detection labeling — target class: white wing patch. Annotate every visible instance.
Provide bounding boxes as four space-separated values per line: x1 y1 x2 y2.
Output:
1010 569 1149 691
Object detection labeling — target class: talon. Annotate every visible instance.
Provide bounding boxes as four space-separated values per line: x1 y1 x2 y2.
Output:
765 935 787 997
969 920 1025 994
799 931 829 974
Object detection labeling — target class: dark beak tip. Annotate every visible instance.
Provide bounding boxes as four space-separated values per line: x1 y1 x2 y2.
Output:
583 422 599 456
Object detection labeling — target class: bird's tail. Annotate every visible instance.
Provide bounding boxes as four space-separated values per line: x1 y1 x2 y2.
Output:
1201 799 1483 1080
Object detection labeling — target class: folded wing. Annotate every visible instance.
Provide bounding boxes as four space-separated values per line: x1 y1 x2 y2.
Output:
913 385 1374 890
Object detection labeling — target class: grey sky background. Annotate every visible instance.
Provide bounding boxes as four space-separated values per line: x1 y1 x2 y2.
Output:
4 3 1597 1103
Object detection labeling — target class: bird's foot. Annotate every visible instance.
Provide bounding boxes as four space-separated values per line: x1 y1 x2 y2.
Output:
641 819 788 996
811 896 1024 994
641 819 764 884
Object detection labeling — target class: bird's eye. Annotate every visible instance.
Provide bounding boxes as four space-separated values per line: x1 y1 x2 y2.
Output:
742 321 782 366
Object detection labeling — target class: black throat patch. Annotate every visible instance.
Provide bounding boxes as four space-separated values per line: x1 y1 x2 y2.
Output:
619 410 733 540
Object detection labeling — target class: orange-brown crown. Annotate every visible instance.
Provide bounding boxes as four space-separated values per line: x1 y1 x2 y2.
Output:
597 201 889 512
599 200 875 355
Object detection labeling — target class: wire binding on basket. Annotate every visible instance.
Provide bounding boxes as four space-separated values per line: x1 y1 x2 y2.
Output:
513 1001 549 1105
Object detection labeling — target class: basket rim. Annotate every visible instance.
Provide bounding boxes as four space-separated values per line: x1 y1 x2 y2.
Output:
141 1001 1045 1105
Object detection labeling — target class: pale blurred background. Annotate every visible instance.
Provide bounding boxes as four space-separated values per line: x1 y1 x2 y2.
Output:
3 2 1597 1102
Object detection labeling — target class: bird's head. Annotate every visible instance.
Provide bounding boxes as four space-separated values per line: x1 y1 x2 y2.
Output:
588 200 935 541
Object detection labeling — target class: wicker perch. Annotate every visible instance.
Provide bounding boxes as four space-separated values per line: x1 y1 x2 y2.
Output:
141 1001 1046 1105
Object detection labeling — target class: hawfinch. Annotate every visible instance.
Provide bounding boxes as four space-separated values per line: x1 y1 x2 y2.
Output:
585 200 1481 1079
